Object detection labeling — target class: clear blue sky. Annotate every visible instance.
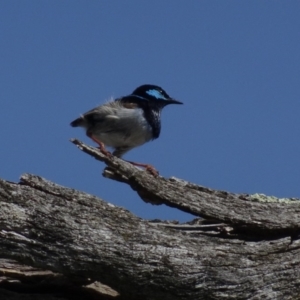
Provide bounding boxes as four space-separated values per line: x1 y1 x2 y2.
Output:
1 1 300 222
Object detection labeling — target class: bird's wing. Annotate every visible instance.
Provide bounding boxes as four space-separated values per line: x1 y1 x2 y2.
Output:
82 100 136 129
70 96 148 133
70 102 116 127
70 107 103 127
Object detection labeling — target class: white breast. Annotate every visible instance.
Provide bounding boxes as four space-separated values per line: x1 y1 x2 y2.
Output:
92 102 153 148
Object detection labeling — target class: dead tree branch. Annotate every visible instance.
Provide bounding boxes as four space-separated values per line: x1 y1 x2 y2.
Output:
0 139 299 299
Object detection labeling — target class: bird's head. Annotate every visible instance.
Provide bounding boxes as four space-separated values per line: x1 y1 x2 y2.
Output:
132 84 183 107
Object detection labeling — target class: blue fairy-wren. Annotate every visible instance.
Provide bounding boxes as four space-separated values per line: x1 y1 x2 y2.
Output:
70 84 182 175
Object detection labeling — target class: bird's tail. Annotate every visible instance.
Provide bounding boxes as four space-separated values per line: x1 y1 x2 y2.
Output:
70 117 83 127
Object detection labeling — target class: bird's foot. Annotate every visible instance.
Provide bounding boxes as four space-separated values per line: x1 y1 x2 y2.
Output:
145 165 159 177
125 160 159 176
98 146 112 158
88 134 112 158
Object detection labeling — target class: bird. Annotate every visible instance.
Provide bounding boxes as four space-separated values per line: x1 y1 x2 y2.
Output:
70 84 183 175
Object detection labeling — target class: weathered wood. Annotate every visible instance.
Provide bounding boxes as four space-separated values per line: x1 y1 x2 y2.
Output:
0 258 115 300
71 138 300 234
0 139 299 299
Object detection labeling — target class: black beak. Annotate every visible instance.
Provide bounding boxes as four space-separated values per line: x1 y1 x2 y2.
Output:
167 98 183 105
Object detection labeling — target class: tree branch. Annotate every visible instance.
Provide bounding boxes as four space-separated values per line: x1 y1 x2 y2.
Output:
0 139 299 299
71 138 300 235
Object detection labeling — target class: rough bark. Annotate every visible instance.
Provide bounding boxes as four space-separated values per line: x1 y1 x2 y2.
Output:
0 139 299 300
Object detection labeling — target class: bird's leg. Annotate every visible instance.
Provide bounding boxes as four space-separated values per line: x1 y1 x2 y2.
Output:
86 132 112 157
124 160 159 176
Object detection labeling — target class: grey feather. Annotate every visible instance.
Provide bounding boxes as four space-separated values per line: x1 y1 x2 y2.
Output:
71 100 152 157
